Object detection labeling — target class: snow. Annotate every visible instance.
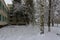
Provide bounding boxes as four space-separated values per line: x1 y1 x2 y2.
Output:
0 24 60 40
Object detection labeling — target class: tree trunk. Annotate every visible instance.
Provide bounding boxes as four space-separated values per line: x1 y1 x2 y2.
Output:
48 0 51 32
48 9 50 32
40 15 44 34
40 0 45 34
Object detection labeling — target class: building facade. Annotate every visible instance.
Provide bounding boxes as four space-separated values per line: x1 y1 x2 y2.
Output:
0 0 8 27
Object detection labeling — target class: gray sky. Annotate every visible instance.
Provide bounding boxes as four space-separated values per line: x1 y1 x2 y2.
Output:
4 0 12 5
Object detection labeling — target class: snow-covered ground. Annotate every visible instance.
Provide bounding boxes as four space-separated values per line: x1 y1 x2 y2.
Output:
0 24 60 40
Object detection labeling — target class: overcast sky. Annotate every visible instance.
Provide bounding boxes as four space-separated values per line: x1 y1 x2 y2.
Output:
4 0 12 5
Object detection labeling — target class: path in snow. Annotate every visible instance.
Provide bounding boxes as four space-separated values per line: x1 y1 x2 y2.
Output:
0 24 60 40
